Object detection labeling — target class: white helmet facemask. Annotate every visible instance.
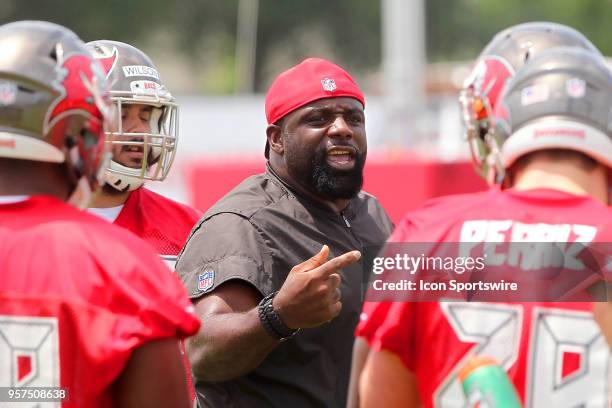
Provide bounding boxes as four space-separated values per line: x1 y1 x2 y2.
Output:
104 92 178 192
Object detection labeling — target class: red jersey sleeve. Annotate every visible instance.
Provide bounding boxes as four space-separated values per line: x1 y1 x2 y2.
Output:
355 301 392 341
366 302 417 372
91 229 201 348
356 212 416 354
59 221 202 400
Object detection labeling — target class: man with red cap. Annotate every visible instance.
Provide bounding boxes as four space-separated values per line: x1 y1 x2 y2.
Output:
176 58 393 407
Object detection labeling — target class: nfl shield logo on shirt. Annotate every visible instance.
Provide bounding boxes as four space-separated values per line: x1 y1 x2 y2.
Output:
198 269 215 292
321 78 337 92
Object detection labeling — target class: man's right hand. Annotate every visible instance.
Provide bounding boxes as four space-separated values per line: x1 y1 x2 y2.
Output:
273 245 361 329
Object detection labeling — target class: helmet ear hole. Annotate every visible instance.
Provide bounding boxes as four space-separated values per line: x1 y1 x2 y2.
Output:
523 49 531 62
64 134 76 149
49 45 57 62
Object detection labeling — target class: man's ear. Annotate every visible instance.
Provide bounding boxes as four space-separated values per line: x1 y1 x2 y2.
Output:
266 124 284 156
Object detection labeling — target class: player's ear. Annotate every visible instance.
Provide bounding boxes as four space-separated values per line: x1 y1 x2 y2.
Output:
266 123 284 156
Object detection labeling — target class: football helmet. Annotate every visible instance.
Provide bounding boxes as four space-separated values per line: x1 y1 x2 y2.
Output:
87 40 178 192
459 22 601 182
0 20 111 207
493 47 612 178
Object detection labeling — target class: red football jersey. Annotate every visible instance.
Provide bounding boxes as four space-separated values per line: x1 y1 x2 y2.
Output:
112 187 201 398
0 195 201 407
358 187 612 408
114 187 201 266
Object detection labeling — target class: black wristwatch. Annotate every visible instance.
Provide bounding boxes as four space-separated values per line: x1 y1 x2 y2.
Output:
258 291 300 341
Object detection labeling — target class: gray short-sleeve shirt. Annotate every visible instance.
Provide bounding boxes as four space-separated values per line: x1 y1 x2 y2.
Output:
177 213 273 296
177 165 393 408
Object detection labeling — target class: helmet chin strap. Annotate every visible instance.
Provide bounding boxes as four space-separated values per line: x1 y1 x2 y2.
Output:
104 160 145 192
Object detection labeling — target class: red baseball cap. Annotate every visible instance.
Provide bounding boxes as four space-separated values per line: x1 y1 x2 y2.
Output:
264 58 365 158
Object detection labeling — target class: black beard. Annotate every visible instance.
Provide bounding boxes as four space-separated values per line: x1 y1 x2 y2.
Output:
309 148 365 199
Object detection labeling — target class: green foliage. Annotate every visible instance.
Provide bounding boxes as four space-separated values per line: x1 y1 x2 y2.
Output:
3 0 612 93
428 0 612 61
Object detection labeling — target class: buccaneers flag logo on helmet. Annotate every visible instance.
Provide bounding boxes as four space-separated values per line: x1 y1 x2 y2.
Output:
43 53 110 182
463 55 514 123
96 46 119 78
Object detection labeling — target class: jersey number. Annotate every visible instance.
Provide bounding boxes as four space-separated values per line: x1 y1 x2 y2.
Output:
435 303 610 408
0 315 60 407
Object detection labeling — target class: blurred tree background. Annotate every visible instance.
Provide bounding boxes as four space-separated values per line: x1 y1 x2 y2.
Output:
3 0 611 94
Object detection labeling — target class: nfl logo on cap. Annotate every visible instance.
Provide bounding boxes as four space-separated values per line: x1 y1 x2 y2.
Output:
198 269 215 292
321 78 337 92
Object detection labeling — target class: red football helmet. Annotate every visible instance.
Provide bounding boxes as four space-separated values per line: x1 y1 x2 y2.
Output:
459 22 601 183
0 20 112 206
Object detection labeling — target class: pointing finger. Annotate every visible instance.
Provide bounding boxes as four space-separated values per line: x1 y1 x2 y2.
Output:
313 250 361 278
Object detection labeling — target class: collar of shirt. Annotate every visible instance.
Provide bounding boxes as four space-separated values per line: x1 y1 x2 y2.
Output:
0 195 30 204
87 205 125 223
265 162 357 220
